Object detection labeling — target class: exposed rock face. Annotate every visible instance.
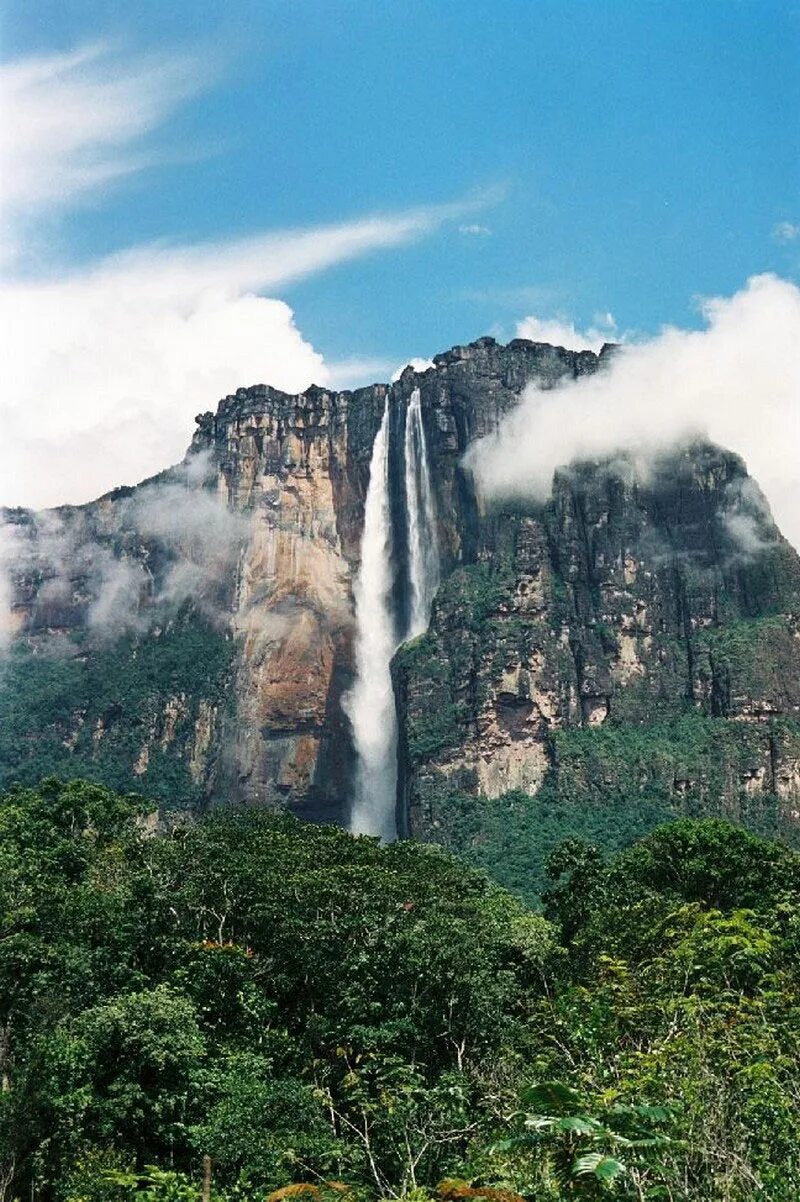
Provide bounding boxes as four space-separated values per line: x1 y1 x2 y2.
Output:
2 335 799 869
183 338 603 817
195 384 379 819
393 439 800 865
0 337 602 821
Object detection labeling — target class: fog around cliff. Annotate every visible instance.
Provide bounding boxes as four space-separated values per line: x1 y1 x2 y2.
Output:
514 311 619 354
469 273 800 551
0 451 253 649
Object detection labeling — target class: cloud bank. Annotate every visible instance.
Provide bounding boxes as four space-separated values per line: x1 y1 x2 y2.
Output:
470 274 800 551
0 206 461 509
0 41 484 510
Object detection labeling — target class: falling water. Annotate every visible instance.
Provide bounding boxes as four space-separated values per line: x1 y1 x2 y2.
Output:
347 390 440 840
404 388 440 637
345 399 398 840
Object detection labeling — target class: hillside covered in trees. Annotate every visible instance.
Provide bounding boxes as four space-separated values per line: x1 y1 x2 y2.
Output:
2 779 800 1201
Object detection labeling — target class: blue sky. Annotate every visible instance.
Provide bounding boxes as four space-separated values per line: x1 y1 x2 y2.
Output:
1 1 799 509
4 0 799 361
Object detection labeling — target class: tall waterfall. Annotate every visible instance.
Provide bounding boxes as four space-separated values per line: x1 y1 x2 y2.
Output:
346 389 440 839
345 399 398 840
404 388 440 637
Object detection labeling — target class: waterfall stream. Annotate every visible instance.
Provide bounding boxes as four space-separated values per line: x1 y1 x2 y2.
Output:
346 389 439 839
345 399 397 840
404 388 440 637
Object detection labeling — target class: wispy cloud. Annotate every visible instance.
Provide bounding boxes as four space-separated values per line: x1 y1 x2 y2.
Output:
772 220 800 243
0 41 207 263
79 197 482 298
0 41 493 509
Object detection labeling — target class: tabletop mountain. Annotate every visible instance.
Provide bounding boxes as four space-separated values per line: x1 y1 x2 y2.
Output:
2 337 799 888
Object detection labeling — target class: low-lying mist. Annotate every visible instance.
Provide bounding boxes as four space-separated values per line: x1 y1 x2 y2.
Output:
468 274 800 551
0 451 252 650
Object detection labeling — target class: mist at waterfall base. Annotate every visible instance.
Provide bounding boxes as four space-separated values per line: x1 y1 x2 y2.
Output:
345 390 439 840
468 274 800 552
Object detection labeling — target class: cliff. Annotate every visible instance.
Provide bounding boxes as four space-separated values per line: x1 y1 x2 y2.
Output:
394 439 800 893
0 338 596 820
2 335 799 882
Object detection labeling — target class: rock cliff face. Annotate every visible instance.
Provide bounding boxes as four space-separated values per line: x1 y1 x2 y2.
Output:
175 337 614 821
0 337 600 823
2 336 800 879
393 436 800 892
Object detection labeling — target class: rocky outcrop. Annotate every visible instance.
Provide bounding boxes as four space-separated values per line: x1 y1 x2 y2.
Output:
393 440 800 863
184 338 605 817
193 384 380 819
0 338 604 820
2 333 799 871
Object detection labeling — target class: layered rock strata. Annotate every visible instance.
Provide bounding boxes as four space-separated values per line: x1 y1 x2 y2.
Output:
2 335 799 865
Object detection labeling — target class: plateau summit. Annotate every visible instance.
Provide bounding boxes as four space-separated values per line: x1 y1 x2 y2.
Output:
2 336 799 888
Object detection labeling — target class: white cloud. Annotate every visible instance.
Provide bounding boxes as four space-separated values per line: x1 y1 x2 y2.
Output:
773 221 800 243
0 42 205 264
391 357 435 381
0 41 488 509
459 223 492 236
0 206 459 508
515 311 618 353
469 274 800 551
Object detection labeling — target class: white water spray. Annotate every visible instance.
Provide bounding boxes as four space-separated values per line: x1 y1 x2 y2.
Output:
404 388 440 637
347 390 440 840
345 399 398 840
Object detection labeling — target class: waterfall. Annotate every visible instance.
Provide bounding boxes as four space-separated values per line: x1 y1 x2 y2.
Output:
347 390 439 840
404 388 440 637
345 399 398 840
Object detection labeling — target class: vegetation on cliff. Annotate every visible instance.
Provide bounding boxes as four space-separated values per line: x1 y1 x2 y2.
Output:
396 453 800 881
2 779 800 1201
0 610 235 806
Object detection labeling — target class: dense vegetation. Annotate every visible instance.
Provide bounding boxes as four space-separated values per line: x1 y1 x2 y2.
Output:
431 725 800 906
0 612 235 805
2 780 800 1200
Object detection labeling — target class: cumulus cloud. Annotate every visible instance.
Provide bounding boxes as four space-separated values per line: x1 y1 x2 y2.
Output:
0 277 320 508
0 204 470 509
0 39 490 509
469 274 800 551
515 311 619 353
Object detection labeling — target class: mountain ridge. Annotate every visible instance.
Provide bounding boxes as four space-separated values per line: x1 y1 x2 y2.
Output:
1 335 799 880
